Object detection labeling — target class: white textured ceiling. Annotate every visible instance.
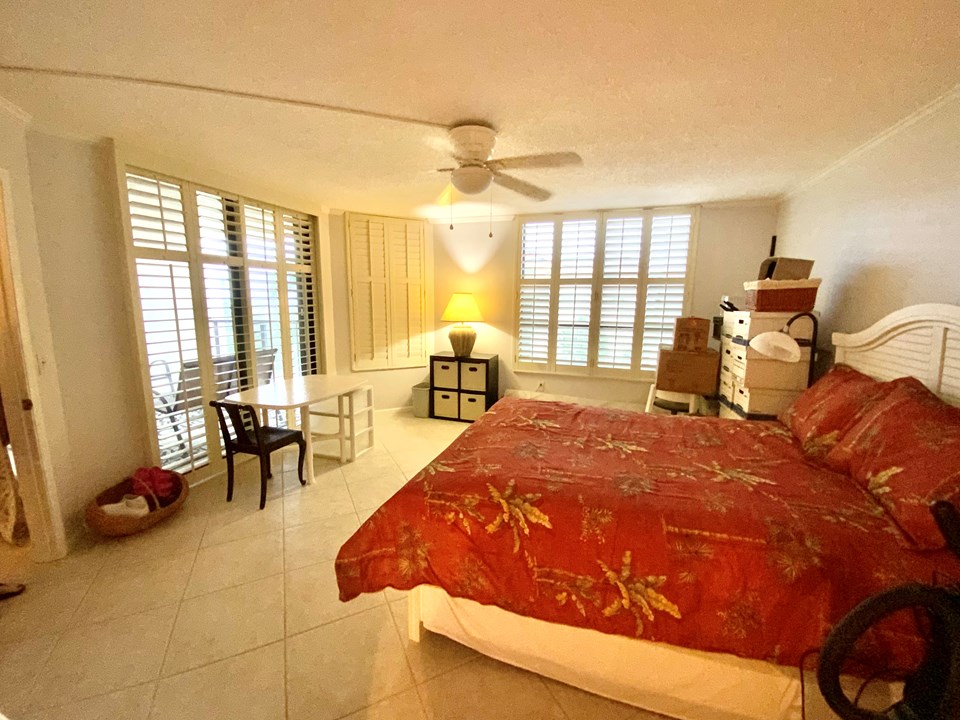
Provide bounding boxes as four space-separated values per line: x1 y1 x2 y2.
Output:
1 1 958 218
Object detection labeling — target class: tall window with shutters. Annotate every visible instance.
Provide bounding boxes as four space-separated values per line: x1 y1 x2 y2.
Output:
515 208 695 376
124 170 320 475
346 213 427 371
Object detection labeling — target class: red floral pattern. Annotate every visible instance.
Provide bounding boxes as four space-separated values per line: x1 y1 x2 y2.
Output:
825 377 960 549
335 397 960 668
779 364 890 463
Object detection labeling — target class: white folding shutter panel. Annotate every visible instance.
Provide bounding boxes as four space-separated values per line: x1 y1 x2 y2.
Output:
135 258 207 473
126 173 187 252
555 219 597 368
348 215 390 370
517 221 555 365
387 220 426 367
126 172 209 472
597 216 643 370
197 190 249 411
244 204 277 263
283 212 318 378
639 213 692 371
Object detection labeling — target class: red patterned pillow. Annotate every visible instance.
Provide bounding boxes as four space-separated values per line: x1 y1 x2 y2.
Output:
824 377 960 549
779 364 890 460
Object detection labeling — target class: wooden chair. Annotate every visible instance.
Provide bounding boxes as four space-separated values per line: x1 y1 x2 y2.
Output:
209 400 306 509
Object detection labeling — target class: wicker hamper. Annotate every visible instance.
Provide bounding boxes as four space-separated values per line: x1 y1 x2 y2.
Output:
85 472 188 537
743 278 821 312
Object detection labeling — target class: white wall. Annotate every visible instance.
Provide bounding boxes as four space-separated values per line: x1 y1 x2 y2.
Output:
432 204 776 403
777 90 960 339
26 131 150 538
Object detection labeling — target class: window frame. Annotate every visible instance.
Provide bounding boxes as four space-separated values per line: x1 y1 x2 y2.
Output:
119 167 323 477
513 206 699 380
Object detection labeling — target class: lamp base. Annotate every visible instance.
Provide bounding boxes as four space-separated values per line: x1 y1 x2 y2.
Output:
448 325 476 358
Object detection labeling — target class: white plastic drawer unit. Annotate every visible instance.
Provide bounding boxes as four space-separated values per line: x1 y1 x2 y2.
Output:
432 359 459 389
719 309 817 420
428 352 500 422
721 310 816 344
433 390 459 420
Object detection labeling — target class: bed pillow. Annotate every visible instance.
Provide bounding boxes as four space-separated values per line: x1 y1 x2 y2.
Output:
824 377 960 549
779 364 890 460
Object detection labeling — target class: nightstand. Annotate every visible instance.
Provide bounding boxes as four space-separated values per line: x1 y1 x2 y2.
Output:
429 352 499 422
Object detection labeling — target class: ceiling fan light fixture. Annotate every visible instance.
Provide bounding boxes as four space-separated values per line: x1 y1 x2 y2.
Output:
450 165 492 195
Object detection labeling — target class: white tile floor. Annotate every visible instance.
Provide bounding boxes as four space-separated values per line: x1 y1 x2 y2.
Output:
0 409 667 720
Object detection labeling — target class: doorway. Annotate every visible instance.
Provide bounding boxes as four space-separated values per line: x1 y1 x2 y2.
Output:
0 172 67 565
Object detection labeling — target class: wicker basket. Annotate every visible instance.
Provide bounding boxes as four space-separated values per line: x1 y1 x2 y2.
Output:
743 278 821 312
85 472 189 537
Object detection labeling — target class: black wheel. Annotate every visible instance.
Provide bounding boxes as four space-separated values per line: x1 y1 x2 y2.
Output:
817 583 960 720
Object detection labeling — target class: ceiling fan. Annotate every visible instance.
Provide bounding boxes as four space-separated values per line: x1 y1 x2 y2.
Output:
437 123 582 201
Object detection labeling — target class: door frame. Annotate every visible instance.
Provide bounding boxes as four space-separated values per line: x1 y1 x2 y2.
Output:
0 169 68 561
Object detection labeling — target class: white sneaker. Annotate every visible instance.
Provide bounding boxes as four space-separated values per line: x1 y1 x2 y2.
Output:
101 494 150 517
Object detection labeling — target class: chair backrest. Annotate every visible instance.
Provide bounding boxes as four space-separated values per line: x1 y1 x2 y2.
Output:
209 400 262 450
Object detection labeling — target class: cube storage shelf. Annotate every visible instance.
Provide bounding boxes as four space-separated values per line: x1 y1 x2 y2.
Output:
429 352 499 422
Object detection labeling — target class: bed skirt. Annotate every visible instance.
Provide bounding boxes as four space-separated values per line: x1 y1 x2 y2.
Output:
409 585 898 720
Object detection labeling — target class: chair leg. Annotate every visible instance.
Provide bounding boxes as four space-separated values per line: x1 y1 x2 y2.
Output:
645 384 657 413
259 454 269 510
226 452 235 502
267 454 272 479
297 438 306 486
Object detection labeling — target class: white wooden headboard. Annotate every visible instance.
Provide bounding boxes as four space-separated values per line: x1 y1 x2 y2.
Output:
832 303 960 407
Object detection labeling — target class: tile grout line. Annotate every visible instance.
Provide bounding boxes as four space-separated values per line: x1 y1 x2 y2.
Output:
150 529 206 715
541 675 575 720
384 593 430 719
18 550 108 712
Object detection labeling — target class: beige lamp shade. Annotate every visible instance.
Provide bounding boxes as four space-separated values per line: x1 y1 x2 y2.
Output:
441 293 484 323
441 293 483 357
749 331 802 363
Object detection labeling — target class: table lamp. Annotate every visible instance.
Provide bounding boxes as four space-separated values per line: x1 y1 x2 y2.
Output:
748 311 819 387
441 293 483 357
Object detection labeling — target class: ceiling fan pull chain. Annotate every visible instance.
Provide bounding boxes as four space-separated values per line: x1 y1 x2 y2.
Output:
489 185 494 238
449 186 454 230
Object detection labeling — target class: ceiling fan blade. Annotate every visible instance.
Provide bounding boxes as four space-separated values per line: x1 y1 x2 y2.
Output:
487 152 582 171
435 168 455 173
492 171 552 201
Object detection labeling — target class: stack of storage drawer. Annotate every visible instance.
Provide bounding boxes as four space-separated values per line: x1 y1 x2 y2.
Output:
719 310 815 420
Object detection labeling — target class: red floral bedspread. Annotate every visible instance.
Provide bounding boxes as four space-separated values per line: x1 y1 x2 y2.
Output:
336 397 960 668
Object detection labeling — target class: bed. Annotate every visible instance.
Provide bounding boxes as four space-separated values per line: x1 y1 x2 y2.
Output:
335 304 960 720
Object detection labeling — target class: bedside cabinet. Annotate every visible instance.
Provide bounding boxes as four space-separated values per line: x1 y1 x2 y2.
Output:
719 310 815 420
430 352 499 422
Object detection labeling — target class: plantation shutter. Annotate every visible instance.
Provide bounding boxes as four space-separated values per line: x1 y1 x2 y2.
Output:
388 220 426 365
555 219 597 368
597 215 643 370
347 213 426 370
515 207 694 377
125 169 321 477
516 221 554 366
283 212 318 378
639 212 692 371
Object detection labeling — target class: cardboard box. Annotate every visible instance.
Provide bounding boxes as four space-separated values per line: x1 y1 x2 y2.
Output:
656 347 720 395
673 317 711 352
757 257 814 280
